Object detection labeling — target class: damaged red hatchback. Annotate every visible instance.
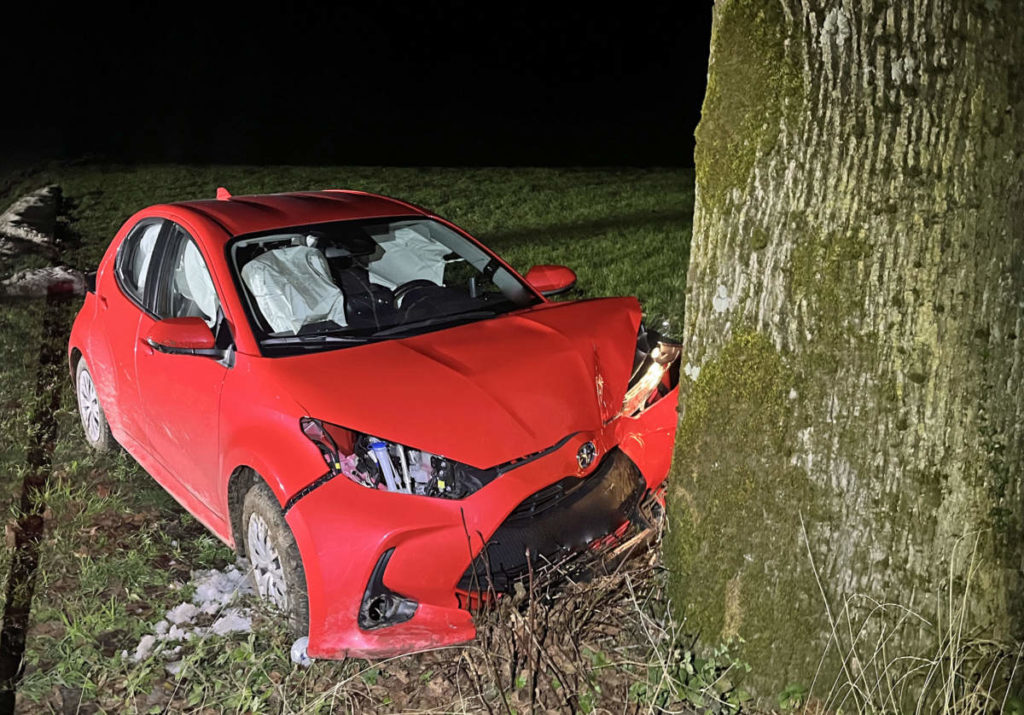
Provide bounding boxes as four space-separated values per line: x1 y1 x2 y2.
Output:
68 189 680 659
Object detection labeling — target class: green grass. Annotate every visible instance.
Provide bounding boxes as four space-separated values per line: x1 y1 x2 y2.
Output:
0 163 694 712
5 164 692 327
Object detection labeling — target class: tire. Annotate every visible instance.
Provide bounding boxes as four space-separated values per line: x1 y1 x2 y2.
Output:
242 481 310 636
75 358 115 452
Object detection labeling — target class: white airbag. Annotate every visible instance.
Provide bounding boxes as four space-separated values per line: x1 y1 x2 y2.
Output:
179 241 219 324
241 246 347 334
135 223 161 292
368 226 448 290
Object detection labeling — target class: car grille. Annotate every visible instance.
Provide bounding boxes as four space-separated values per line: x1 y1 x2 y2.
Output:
457 448 645 593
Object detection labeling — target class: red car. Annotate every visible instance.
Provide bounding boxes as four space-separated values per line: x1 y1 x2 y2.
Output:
68 188 680 659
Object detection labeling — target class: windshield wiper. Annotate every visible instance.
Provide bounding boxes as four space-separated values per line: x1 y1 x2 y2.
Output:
372 310 497 337
261 334 380 347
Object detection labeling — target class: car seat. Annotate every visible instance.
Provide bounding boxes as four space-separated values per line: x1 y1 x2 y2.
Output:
331 261 399 329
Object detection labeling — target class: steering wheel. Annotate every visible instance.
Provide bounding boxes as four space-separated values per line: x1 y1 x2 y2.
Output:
394 279 440 305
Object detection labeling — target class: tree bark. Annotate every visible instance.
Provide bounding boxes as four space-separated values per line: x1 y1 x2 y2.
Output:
667 0 1024 705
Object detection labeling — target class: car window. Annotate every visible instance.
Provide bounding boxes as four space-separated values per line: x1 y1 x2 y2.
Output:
115 220 163 306
154 224 221 328
231 217 539 348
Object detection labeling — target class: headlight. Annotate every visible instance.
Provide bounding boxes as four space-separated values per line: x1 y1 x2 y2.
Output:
620 326 681 417
299 418 494 499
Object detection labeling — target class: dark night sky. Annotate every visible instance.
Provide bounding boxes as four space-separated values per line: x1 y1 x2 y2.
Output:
4 4 712 167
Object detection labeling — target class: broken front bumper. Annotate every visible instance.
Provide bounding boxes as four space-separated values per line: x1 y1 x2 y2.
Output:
285 385 678 660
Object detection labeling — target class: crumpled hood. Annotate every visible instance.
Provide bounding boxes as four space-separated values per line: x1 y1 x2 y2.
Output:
267 297 643 468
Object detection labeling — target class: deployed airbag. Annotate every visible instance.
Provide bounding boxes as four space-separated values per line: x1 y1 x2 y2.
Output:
176 241 219 325
368 227 448 290
241 246 347 334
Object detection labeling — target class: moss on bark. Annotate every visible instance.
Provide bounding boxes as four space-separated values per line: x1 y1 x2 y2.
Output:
671 0 1024 706
694 0 803 212
667 332 834 684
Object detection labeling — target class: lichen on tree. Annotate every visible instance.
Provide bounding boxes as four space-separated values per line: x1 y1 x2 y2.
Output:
667 0 1024 707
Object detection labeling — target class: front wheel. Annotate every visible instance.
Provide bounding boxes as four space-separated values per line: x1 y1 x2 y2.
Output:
242 481 309 636
75 359 114 452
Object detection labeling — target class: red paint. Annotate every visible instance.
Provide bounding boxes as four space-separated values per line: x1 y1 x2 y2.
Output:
144 317 215 350
67 190 680 659
523 264 577 295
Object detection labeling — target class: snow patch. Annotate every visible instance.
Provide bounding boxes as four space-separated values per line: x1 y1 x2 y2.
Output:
1 266 86 298
125 561 257 664
165 602 200 625
132 635 157 663
211 609 252 636
0 185 60 258
193 563 253 614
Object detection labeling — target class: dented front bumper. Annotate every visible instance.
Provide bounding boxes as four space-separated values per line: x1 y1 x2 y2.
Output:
285 385 678 659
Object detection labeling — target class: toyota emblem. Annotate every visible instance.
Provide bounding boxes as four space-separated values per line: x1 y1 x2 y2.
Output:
577 441 597 470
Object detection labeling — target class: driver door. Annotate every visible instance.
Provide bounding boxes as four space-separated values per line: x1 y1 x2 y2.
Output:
135 222 229 520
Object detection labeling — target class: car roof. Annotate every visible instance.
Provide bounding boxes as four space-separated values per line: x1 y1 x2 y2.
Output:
166 190 426 241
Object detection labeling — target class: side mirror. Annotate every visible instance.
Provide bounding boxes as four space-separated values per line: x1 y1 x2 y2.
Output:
524 265 577 297
145 317 218 355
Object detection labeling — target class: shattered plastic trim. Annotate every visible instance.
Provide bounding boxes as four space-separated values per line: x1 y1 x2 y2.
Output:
282 470 334 514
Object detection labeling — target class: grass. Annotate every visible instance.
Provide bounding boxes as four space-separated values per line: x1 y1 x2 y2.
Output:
3 165 691 327
0 162 696 712
797 515 1024 715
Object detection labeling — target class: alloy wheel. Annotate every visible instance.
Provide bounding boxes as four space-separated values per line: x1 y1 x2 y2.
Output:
77 368 102 443
247 512 290 611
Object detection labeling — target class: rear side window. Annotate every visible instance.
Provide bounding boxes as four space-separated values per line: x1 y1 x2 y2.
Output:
115 219 163 306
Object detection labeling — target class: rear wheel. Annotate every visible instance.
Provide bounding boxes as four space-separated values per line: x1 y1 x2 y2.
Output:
75 359 114 452
242 481 309 636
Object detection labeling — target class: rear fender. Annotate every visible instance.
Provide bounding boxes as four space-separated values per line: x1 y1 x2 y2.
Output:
67 290 127 435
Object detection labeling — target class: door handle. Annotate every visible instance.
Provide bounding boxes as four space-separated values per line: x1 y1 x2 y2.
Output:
98 293 108 309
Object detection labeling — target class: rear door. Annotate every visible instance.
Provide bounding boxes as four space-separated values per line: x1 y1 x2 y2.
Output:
135 221 230 514
94 218 166 446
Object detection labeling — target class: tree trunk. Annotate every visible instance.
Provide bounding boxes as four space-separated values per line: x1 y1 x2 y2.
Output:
666 0 1023 706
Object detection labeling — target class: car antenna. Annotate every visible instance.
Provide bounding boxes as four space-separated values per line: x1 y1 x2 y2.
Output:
216 187 232 200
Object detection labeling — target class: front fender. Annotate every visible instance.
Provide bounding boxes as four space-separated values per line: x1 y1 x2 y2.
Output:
615 384 680 490
219 356 331 515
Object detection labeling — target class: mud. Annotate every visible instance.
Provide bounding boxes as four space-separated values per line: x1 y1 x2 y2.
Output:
0 292 72 714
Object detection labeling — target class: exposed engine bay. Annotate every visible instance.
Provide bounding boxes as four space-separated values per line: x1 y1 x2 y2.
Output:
343 435 496 499
299 417 497 499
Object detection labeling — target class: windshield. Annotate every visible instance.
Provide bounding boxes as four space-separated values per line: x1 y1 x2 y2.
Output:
230 217 541 353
